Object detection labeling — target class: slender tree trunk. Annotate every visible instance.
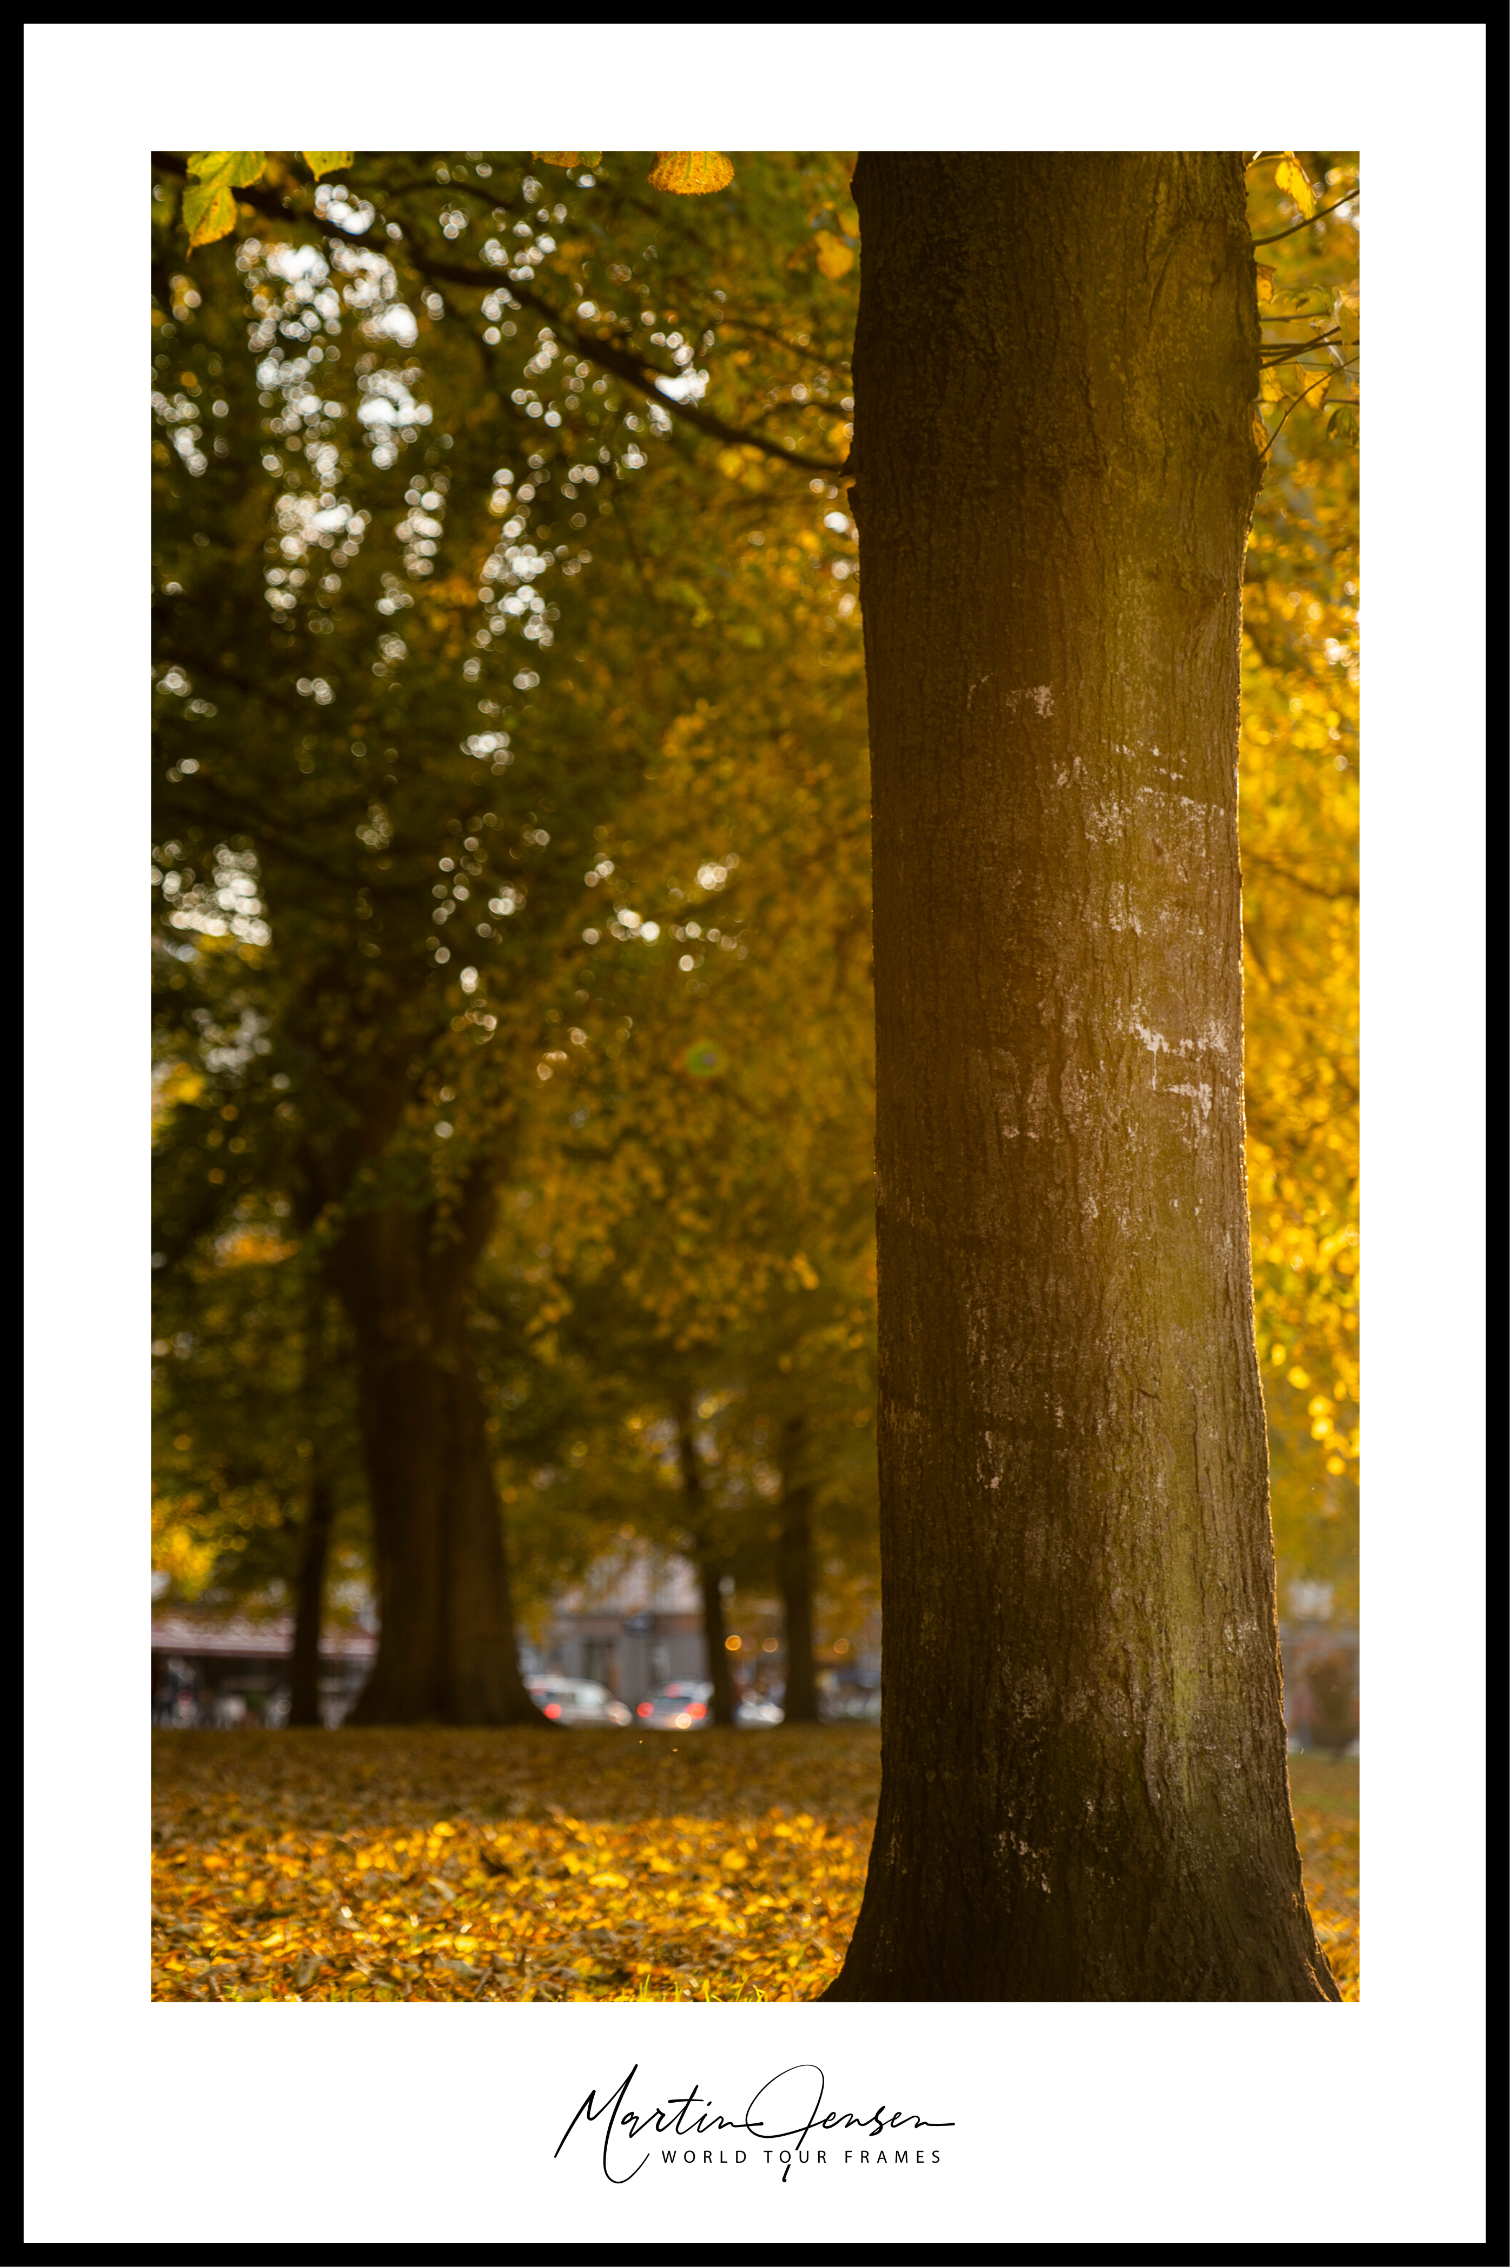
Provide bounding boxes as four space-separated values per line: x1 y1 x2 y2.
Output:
697 1559 736 1727
826 154 1337 2000
289 1280 334 1727
778 1413 819 1723
328 1169 540 1725
677 1408 736 1726
289 1474 335 1726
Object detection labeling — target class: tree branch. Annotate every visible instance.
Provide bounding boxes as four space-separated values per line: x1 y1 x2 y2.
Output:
151 152 846 478
415 251 846 473
166 780 405 897
1243 850 1358 902
1261 335 1351 368
712 316 849 373
1251 191 1358 248
1258 367 1337 456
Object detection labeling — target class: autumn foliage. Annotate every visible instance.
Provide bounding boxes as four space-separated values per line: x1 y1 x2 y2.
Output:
150 148 1359 1991
152 1729 1358 2001
151 148 1357 1637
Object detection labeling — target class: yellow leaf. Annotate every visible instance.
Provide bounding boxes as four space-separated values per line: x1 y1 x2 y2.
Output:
1334 285 1360 349
302 152 355 181
813 229 855 281
182 183 236 249
1274 153 1316 220
182 151 266 250
648 152 734 196
1255 263 1275 304
187 150 266 187
1251 411 1270 453
534 152 602 170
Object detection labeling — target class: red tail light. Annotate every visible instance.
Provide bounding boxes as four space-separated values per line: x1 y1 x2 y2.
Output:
637 1702 652 1716
544 1702 561 1719
689 1702 706 1719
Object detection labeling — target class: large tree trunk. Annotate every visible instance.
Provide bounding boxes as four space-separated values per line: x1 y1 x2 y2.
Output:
826 154 1337 2000
677 1408 736 1727
329 1169 540 1725
778 1413 820 1723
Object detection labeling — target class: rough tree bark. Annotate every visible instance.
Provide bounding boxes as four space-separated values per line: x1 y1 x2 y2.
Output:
778 1413 820 1723
677 1407 737 1727
329 1167 541 1725
824 153 1337 1999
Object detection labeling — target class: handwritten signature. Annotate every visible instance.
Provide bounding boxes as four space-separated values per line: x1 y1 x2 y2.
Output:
555 2063 954 2184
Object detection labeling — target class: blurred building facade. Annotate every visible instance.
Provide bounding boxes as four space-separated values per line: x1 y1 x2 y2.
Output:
153 1581 1348 1740
151 1610 376 1727
524 1544 706 1699
527 1543 884 1713
153 1540 886 1722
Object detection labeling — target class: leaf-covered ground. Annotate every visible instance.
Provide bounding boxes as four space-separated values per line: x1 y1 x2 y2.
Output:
151 1730 1359 2002
1286 1753 1361 1999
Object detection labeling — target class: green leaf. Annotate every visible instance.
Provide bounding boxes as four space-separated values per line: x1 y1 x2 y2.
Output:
302 151 355 181
182 152 266 249
1274 153 1316 220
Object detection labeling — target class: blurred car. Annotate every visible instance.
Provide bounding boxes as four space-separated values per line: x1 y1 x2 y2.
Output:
819 1683 881 1723
526 1676 632 1726
635 1680 711 1729
635 1680 785 1729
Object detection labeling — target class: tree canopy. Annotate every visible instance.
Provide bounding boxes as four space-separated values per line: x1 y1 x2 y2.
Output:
151 148 1357 1675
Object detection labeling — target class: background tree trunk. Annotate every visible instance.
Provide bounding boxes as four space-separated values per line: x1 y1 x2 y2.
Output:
678 1408 737 1726
289 1280 334 1728
288 1474 334 1726
826 153 1337 2000
778 1413 820 1722
697 1559 736 1727
330 1170 540 1725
